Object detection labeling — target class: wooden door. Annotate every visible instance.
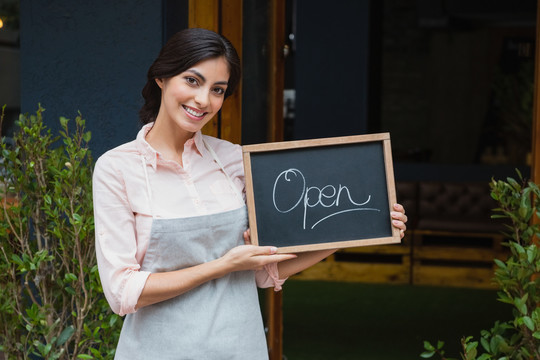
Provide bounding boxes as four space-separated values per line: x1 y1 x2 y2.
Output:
189 0 243 144
189 1 286 359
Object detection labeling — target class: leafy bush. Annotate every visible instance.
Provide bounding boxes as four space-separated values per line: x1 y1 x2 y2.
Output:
421 171 540 360
0 105 122 359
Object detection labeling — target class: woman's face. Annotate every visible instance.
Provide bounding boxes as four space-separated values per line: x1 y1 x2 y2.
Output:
155 56 230 135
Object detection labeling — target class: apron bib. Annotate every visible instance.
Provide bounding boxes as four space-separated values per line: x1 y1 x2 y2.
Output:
114 140 268 360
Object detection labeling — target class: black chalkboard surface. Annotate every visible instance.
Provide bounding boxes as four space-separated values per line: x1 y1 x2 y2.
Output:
242 133 400 253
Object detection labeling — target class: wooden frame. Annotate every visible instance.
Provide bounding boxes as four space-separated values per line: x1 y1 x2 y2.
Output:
243 133 400 253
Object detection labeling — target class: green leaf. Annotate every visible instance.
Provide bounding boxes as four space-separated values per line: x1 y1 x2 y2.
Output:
480 337 490 352
65 286 76 295
497 291 513 304
522 316 535 331
109 314 119 327
420 351 435 358
11 254 23 266
506 177 521 191
56 325 75 346
512 243 526 255
89 348 101 357
424 341 435 351
65 273 78 283
526 246 536 263
514 294 529 315
83 131 91 143
59 116 69 128
465 340 478 353
490 335 501 353
493 258 506 269
77 355 94 359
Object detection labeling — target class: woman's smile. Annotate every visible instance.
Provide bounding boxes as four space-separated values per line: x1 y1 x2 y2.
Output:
183 105 207 120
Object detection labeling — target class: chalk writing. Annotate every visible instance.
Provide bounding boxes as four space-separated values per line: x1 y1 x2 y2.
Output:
272 168 380 230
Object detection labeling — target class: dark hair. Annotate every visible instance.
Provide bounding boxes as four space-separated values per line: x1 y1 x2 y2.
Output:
139 28 241 124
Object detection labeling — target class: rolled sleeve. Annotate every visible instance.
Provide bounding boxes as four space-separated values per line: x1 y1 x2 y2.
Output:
255 263 287 291
93 154 150 315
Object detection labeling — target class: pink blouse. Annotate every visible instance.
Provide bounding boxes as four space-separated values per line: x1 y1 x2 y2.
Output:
93 124 285 316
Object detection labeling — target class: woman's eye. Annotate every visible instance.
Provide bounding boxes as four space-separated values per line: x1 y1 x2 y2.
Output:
185 77 198 85
213 87 225 95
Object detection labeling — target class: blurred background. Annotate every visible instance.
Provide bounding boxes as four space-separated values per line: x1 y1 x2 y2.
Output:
0 0 537 359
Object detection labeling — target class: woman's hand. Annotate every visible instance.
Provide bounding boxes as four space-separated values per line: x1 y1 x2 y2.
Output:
391 203 408 239
136 234 295 310
220 235 296 273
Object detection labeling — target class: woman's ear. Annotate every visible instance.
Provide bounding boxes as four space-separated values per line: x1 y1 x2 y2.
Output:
155 78 164 89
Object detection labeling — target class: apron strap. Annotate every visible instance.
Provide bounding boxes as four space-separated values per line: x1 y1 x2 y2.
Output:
140 155 157 218
140 138 243 219
202 138 244 204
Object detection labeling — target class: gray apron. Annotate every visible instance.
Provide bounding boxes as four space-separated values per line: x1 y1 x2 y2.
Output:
114 141 268 360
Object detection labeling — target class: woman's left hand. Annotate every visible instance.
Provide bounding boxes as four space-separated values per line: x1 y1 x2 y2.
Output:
391 203 408 239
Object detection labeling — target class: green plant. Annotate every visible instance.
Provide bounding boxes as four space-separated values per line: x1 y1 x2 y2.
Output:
0 105 122 359
421 171 540 360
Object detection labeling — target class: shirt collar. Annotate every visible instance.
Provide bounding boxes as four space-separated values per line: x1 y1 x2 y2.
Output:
135 123 158 169
135 123 206 169
192 131 207 157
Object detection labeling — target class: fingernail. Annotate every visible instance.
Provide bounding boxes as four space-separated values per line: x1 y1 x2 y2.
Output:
270 247 278 254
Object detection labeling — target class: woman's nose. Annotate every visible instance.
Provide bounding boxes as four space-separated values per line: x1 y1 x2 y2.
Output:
194 89 210 108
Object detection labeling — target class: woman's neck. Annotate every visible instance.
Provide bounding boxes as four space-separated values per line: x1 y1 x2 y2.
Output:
145 119 194 165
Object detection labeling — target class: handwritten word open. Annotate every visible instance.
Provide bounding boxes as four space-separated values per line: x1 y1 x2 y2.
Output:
272 168 380 230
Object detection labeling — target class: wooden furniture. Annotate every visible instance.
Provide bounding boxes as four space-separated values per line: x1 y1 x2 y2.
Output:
293 235 411 284
292 180 508 289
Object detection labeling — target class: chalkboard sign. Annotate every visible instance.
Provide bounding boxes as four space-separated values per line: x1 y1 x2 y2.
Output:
242 133 400 253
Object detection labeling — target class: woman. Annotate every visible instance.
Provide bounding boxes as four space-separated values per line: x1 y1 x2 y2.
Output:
93 28 407 359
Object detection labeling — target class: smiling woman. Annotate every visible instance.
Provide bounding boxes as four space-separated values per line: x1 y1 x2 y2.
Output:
147 57 230 154
93 29 295 360
138 28 241 128
91 27 408 360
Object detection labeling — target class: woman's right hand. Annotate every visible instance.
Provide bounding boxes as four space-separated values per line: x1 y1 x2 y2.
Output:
220 244 297 273
136 244 295 310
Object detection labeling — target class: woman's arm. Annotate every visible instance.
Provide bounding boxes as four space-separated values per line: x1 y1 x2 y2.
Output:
275 203 408 279
93 155 151 315
94 153 296 314
136 244 296 309
276 249 337 279
139 202 409 307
